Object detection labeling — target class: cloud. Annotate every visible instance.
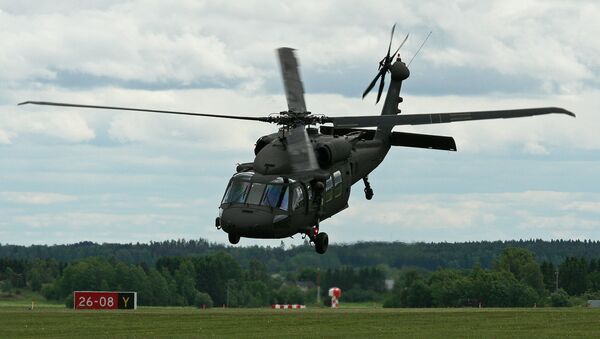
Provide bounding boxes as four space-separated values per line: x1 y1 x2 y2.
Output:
1 104 96 143
0 128 13 144
329 191 600 242
1 191 78 205
1 1 598 96
1 1 598 246
562 202 600 214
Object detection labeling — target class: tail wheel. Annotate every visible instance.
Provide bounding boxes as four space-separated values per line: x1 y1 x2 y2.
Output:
315 232 329 254
228 233 240 245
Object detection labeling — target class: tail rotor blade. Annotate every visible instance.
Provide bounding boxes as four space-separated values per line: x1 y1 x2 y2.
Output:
362 70 384 99
386 23 396 59
391 33 410 59
376 73 386 104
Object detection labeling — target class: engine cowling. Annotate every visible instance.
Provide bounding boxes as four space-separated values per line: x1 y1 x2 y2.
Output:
254 133 278 156
316 138 352 168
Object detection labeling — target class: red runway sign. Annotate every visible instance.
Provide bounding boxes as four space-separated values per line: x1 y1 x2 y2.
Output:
74 291 137 310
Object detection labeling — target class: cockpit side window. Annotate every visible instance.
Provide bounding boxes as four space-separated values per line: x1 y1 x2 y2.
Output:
292 185 305 210
261 185 282 207
223 180 251 204
280 187 289 211
260 184 289 211
221 181 232 204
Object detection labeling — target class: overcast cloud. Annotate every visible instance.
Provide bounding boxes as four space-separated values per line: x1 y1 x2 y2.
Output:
1 0 599 246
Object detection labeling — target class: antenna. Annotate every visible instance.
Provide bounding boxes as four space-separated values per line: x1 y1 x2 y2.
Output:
407 31 432 67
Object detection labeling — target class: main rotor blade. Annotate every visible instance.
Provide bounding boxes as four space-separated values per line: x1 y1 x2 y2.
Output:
277 48 307 113
18 101 271 122
329 107 575 128
286 125 319 173
362 69 384 99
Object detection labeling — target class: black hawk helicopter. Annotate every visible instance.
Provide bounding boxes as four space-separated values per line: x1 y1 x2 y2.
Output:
20 25 574 254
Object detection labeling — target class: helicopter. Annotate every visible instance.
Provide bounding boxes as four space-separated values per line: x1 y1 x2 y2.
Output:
20 25 574 254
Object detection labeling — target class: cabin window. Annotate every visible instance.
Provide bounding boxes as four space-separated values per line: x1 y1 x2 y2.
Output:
333 170 343 198
246 183 266 205
325 176 333 202
222 180 251 204
292 185 305 210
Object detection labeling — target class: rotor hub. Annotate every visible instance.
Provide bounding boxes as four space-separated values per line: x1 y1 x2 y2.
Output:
390 60 410 81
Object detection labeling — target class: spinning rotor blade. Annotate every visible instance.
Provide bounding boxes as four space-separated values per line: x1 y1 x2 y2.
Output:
277 48 307 113
286 124 319 173
329 107 575 128
18 101 271 122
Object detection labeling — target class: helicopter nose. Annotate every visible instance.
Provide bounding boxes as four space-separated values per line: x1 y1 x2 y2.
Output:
220 206 275 234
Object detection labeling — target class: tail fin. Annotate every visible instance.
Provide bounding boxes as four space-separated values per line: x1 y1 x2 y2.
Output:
375 58 410 140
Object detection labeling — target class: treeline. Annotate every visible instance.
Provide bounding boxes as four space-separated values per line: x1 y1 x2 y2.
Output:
4 247 600 308
3 239 600 271
384 248 600 308
0 253 387 307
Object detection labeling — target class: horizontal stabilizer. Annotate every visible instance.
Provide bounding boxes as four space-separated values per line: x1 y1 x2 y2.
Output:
390 131 456 151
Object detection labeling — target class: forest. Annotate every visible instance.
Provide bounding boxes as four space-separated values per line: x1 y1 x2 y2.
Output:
3 238 600 270
2 239 600 308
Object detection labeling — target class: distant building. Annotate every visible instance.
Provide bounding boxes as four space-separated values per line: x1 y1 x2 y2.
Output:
385 279 394 291
296 281 315 292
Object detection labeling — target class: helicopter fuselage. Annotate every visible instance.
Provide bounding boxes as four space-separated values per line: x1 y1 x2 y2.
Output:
216 129 390 240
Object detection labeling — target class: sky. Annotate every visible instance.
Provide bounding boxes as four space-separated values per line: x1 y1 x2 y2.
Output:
1 0 599 246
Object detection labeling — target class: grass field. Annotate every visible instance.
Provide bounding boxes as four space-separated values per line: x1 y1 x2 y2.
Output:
1 303 600 338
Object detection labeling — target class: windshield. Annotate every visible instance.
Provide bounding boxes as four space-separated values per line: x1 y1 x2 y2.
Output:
222 180 289 211
222 180 251 204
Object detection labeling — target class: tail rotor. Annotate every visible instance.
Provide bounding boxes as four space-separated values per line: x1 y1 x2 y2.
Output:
362 24 409 104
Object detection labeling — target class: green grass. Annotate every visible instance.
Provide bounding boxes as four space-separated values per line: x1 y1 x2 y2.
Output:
1 305 599 338
0 290 62 307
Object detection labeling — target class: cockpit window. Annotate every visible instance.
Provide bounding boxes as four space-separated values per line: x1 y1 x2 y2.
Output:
222 176 289 211
246 183 266 205
222 180 251 204
233 172 254 180
261 185 282 207
260 184 289 210
280 187 289 211
292 186 304 210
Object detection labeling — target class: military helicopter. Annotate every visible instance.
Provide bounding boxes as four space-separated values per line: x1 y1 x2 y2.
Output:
20 25 574 254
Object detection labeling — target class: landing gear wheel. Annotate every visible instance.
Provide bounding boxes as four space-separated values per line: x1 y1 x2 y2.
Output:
363 177 374 200
315 232 329 254
228 233 240 245
364 187 374 200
